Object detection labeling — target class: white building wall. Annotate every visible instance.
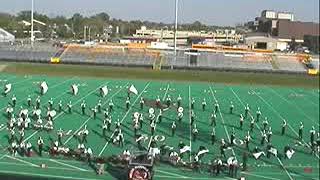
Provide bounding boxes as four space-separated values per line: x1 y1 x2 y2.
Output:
277 13 294 21
276 41 288 51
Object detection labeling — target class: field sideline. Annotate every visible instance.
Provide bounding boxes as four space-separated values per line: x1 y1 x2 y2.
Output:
0 62 318 180
0 62 319 88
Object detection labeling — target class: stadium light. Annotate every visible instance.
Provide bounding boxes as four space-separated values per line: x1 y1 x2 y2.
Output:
31 0 34 46
174 0 178 56
172 0 179 69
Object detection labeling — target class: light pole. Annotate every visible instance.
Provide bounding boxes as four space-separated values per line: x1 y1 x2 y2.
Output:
174 0 178 55
31 0 34 46
84 26 87 41
172 0 179 69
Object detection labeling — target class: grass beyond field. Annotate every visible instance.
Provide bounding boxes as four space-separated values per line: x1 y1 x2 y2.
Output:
0 72 318 180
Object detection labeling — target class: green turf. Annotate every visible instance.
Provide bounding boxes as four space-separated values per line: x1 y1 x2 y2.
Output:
0 73 319 180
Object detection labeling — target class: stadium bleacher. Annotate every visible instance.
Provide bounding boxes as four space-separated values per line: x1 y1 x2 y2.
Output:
0 43 312 73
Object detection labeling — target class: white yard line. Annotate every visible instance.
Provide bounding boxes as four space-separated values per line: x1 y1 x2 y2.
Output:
0 161 80 172
240 171 281 180
98 82 150 156
49 159 87 171
63 83 128 145
209 86 237 160
230 86 297 180
267 87 319 126
0 170 100 180
5 155 38 167
188 86 192 162
0 77 76 111
288 89 318 106
6 76 33 86
156 169 187 178
0 154 84 164
147 83 169 150
162 83 170 102
23 83 106 142
276 157 294 180
229 87 263 132
154 175 235 180
253 90 320 159
309 90 320 98
0 75 18 83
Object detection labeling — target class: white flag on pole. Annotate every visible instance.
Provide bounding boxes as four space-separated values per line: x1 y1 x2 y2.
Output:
286 149 295 159
149 147 160 157
4 83 11 94
197 149 209 157
71 84 78 95
40 81 48 95
269 147 278 156
253 151 265 159
180 145 191 154
128 85 138 95
100 86 108 97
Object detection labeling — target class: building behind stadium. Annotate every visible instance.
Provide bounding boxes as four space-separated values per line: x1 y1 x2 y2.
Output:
246 10 319 52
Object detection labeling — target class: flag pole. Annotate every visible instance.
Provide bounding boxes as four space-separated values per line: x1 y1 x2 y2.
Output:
172 0 179 70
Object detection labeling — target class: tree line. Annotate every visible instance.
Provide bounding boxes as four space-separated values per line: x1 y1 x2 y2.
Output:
0 11 234 40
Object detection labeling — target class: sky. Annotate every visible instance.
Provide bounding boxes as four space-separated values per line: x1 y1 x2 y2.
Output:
0 0 319 26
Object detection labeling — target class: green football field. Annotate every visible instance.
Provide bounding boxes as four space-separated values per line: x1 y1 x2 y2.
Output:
0 73 319 180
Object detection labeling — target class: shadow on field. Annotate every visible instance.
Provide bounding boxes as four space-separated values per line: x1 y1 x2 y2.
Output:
106 163 128 180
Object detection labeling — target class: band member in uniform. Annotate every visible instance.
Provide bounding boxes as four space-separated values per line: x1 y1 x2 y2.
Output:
27 95 32 107
202 98 207 111
210 112 217 126
298 122 304 139
245 131 251 149
230 101 234 114
171 121 176 136
48 98 54 110
191 98 195 110
126 97 130 111
244 104 250 119
177 95 182 108
230 129 236 145
166 95 172 107
67 101 72 114
239 114 244 129
261 130 267 146
250 117 255 132
81 100 86 115
150 122 156 135
267 127 273 142
281 119 287 135
214 101 219 113
36 96 41 109
12 95 16 107
192 124 198 142
37 137 44 156
256 107 261 122
262 117 269 130
102 120 108 137
92 106 98 119
109 100 114 112
140 97 144 110
310 126 316 145
97 100 102 113
211 128 216 145
158 110 163 123
58 100 62 112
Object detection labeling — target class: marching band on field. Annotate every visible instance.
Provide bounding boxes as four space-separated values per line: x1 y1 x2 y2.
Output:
2 82 320 178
